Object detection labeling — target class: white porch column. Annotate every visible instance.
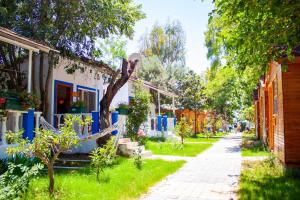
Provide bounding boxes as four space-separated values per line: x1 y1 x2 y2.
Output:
1 117 7 145
158 92 161 115
27 50 33 93
172 97 175 116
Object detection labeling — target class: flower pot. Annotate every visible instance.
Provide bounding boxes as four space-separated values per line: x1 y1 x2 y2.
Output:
69 106 87 113
116 108 129 115
5 97 22 110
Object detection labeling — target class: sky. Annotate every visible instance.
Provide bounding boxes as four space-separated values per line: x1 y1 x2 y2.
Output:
126 0 214 74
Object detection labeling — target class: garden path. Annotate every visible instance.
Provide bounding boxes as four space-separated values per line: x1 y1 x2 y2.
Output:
141 132 242 200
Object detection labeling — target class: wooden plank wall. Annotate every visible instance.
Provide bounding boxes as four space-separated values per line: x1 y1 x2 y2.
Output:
175 109 206 133
267 62 285 162
282 58 300 166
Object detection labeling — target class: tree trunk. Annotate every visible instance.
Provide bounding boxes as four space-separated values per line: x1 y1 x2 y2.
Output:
47 164 55 195
39 53 45 112
44 52 58 118
181 136 184 145
96 59 138 146
194 111 197 135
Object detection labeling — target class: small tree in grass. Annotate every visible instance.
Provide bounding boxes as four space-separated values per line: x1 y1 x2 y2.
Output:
6 115 91 195
175 117 192 144
90 138 117 182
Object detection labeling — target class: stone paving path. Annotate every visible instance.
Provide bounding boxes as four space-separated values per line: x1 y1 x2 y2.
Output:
141 133 242 200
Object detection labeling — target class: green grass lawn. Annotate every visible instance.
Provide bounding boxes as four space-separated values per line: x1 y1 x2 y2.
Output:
145 141 212 157
242 132 270 157
239 159 300 200
25 158 185 200
185 132 228 143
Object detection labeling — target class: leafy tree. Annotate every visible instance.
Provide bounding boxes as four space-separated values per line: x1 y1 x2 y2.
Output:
175 117 192 144
240 105 255 124
0 0 145 116
6 115 91 195
139 20 186 67
205 0 300 78
94 37 127 70
204 66 240 132
137 55 168 88
176 71 206 133
126 83 152 141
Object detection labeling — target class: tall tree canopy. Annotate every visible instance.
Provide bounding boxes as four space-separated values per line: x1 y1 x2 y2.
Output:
0 0 144 117
139 20 186 67
0 0 145 57
205 0 300 74
177 71 205 111
204 66 240 123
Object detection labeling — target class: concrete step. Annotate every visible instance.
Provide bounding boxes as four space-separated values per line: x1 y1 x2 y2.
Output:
54 166 84 170
141 150 152 158
119 138 131 143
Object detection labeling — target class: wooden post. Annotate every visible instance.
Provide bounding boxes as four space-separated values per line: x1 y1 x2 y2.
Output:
111 111 118 135
92 111 100 134
22 109 34 141
163 115 168 131
157 115 162 131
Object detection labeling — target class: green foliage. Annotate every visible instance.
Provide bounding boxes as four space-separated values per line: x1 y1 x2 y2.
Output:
90 138 117 182
126 83 151 141
133 148 143 170
94 37 128 69
0 0 145 57
177 70 206 111
0 163 43 200
175 118 193 144
6 115 91 195
139 20 186 67
240 105 255 123
137 55 168 88
0 154 41 176
205 0 300 107
204 66 240 122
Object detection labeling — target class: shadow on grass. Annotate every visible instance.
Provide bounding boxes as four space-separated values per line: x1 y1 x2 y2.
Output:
240 175 300 200
239 160 300 200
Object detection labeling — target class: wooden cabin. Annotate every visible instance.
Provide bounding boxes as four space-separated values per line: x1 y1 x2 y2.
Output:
255 57 300 167
175 109 207 133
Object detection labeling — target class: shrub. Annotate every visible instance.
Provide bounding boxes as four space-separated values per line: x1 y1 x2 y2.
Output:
90 138 117 182
6 115 91 195
126 83 151 141
0 163 43 200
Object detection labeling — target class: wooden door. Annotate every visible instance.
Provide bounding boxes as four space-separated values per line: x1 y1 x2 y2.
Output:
268 84 275 150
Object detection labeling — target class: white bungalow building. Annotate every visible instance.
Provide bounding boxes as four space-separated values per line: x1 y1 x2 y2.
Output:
0 28 177 158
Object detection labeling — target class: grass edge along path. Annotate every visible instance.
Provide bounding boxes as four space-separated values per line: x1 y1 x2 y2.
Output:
145 141 213 157
25 158 185 200
185 132 228 143
239 158 300 200
242 131 270 157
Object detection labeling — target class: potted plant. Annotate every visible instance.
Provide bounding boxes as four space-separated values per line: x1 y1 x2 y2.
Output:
116 103 129 115
0 90 22 110
69 100 86 113
19 92 41 110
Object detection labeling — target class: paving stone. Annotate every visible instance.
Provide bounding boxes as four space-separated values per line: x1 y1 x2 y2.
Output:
140 133 242 200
